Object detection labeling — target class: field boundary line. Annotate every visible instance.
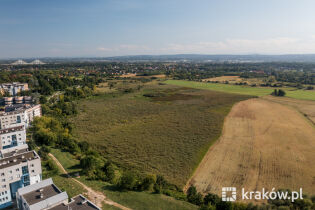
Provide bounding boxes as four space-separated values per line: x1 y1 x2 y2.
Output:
182 100 245 192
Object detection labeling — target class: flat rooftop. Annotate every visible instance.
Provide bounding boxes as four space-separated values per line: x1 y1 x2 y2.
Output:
0 104 40 115
49 195 100 210
0 150 38 170
23 184 61 206
0 125 24 134
2 148 29 158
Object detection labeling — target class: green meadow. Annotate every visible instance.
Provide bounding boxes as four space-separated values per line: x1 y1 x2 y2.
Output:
71 83 252 187
164 80 315 100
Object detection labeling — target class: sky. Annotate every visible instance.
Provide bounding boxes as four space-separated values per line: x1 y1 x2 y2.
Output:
1 0 315 58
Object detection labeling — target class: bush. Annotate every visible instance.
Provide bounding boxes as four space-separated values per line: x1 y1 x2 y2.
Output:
204 193 220 206
187 186 203 205
140 174 156 191
46 159 59 175
154 175 167 193
80 155 104 175
272 89 286 97
118 171 137 191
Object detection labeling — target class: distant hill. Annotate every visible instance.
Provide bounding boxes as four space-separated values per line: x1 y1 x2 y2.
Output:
104 54 315 62
2 54 315 63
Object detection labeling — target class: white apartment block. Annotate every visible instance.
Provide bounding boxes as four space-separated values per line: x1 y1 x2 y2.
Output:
0 150 42 209
0 83 29 96
0 125 26 151
17 179 100 210
0 104 41 130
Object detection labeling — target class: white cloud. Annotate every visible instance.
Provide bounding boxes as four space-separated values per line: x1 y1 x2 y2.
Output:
161 37 313 54
95 37 315 56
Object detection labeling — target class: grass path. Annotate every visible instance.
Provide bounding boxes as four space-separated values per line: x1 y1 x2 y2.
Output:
48 153 131 210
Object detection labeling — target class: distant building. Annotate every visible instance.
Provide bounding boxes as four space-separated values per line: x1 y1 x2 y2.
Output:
11 60 45 66
11 60 28 66
29 60 45 65
0 104 41 129
1 96 33 106
0 83 29 96
0 150 42 209
0 125 26 150
17 178 100 210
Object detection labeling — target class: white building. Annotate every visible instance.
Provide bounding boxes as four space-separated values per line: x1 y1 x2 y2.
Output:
0 104 41 130
16 178 100 210
0 125 26 151
0 83 29 96
0 150 42 209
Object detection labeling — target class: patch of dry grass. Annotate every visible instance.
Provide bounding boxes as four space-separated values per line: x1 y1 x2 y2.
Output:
71 84 251 187
188 98 315 197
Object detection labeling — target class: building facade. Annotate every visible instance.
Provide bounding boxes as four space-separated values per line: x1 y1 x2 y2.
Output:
0 83 29 96
0 150 42 209
0 104 41 130
0 125 26 150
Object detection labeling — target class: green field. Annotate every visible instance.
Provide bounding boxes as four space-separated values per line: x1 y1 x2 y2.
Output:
164 80 315 100
71 83 252 187
49 148 198 210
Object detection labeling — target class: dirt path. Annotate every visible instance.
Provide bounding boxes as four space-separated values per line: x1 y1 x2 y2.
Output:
185 98 315 197
48 153 131 210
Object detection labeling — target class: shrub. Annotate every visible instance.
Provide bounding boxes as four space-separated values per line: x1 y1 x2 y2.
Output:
46 159 59 175
140 174 156 191
204 193 220 206
187 186 203 205
118 171 137 191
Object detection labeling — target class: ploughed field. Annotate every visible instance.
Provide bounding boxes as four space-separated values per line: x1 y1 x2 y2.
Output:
71 83 251 187
187 98 315 196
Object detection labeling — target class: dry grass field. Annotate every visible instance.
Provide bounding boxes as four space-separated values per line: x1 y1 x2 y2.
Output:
71 83 251 187
186 98 315 196
120 73 166 78
263 95 315 125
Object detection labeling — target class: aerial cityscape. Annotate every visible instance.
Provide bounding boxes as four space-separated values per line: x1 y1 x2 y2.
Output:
0 0 315 210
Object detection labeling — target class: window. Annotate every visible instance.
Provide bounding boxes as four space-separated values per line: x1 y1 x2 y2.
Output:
22 166 28 175
1 173 4 176
16 168 19 172
1 179 5 182
31 170 35 173
16 116 21 123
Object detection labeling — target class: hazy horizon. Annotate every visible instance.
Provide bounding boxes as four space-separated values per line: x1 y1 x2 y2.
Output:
2 0 315 58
